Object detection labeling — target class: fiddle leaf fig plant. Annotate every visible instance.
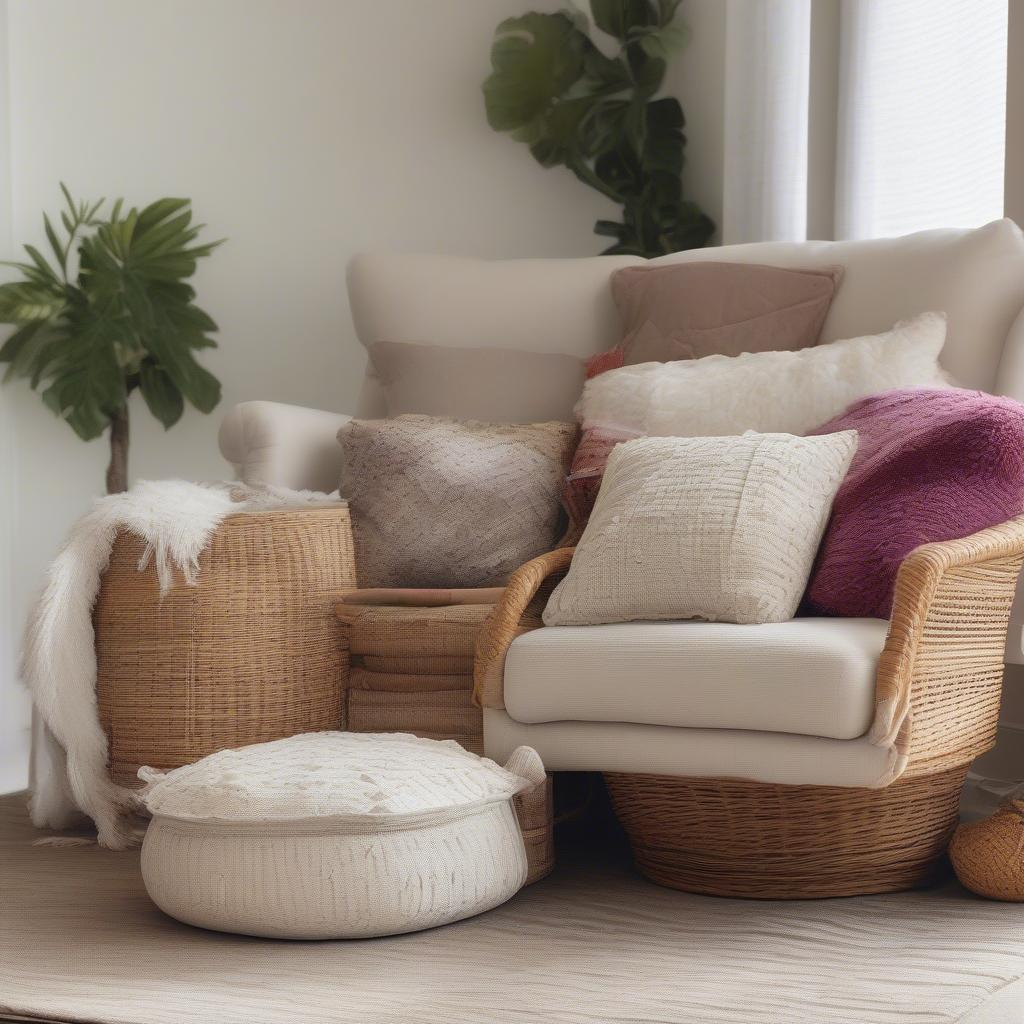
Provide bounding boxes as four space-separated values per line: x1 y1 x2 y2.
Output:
483 0 713 257
0 185 223 493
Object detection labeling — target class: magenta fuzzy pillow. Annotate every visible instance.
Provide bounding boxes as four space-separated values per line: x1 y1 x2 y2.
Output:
805 388 1024 619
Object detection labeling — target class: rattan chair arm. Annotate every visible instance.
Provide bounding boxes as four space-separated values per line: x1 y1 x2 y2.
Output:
473 547 576 709
873 514 1024 772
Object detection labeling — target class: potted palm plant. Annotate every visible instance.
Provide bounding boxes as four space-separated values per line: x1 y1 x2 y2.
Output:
0 185 223 493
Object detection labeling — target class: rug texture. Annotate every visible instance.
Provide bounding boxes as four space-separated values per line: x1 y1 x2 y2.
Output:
1 793 1022 1024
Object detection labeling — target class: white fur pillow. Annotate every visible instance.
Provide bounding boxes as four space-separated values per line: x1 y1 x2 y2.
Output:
544 432 859 627
577 311 949 437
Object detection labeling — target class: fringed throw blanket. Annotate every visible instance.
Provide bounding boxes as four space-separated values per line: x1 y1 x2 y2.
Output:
24 479 339 849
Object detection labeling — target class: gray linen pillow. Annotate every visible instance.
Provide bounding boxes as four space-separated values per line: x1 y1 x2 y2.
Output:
368 341 585 424
339 415 577 588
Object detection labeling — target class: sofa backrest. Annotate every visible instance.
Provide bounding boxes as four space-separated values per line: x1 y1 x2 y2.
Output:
347 219 1024 417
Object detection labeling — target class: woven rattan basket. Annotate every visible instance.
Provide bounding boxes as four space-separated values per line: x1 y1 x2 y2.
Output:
95 505 357 785
950 799 1024 900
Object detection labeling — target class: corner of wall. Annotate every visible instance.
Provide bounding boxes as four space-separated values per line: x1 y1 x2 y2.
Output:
0 0 27 794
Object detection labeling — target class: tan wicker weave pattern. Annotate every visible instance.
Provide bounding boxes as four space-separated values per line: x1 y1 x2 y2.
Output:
340 603 492 757
604 767 967 899
347 689 483 753
96 507 357 785
473 547 575 709
873 516 1024 772
339 598 553 883
950 798 1024 900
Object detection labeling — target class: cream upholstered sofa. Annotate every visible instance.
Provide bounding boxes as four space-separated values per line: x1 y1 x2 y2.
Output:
220 220 1024 898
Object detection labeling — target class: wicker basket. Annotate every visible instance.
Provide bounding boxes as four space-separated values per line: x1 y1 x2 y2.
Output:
95 505 357 785
950 799 1024 900
336 597 555 884
336 602 491 754
604 766 966 899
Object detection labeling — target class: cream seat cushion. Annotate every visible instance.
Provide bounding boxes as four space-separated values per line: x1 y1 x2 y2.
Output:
483 710 904 790
504 618 889 741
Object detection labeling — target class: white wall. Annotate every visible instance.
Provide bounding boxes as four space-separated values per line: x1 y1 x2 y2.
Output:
0 0 724 792
0 0 27 794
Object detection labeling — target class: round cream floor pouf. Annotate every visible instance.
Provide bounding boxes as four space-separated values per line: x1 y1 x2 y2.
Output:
138 731 546 939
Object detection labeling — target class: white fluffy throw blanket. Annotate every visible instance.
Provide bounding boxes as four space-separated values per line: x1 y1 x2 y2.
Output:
24 479 339 849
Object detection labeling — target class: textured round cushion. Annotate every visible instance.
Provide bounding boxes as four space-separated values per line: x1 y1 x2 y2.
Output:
139 732 544 939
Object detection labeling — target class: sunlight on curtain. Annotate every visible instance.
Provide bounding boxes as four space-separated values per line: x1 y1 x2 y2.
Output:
836 0 1008 240
722 0 812 244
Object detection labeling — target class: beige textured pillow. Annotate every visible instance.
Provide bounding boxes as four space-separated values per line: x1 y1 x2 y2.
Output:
340 415 576 588
544 431 858 627
369 341 585 424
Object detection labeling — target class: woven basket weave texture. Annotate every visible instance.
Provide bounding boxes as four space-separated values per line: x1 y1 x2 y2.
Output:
337 599 553 883
96 506 357 785
338 603 491 755
950 800 1024 901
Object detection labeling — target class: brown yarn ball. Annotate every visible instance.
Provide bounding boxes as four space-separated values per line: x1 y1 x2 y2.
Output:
950 800 1024 901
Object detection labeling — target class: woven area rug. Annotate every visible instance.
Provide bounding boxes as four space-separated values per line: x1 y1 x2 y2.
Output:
2 792 1023 1024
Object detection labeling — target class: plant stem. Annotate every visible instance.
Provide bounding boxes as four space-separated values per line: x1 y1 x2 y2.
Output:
106 405 129 494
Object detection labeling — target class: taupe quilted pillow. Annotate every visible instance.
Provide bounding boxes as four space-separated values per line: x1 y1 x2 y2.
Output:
339 415 576 588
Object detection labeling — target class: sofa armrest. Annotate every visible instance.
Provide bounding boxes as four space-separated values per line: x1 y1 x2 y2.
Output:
873 514 1024 773
473 548 575 710
218 400 352 493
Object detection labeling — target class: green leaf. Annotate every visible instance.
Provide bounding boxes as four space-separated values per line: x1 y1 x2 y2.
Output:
0 322 49 381
141 325 220 413
40 382 63 415
43 215 67 275
135 197 190 235
579 100 632 157
59 182 76 219
128 211 196 262
483 12 586 131
638 23 688 60
159 299 218 334
593 219 626 238
629 51 665 96
139 361 184 428
528 96 594 166
30 317 125 439
581 46 632 93
589 0 655 42
0 280 66 323
0 260 61 289
22 245 60 284
642 96 684 177
656 0 682 26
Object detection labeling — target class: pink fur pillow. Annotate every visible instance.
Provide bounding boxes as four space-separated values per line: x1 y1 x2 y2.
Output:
805 388 1024 618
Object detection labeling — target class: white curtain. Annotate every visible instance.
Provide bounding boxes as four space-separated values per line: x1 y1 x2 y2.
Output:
722 0 1008 243
722 0 811 243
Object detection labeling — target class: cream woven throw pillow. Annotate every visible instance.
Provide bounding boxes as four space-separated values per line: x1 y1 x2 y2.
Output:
340 415 576 588
544 431 858 626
